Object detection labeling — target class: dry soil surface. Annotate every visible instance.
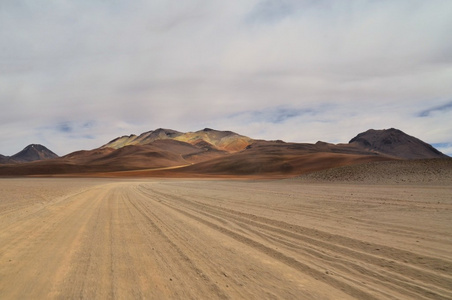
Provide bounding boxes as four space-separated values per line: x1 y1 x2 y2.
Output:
0 178 451 299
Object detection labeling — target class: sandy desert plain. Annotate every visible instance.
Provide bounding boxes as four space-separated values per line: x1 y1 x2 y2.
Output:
0 166 451 300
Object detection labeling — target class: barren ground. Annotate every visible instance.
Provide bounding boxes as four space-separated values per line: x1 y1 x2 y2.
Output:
0 178 451 299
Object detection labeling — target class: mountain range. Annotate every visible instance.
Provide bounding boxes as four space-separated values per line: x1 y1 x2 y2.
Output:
0 128 448 177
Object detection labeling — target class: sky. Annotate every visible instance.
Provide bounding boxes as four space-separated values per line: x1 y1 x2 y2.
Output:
1 0 452 156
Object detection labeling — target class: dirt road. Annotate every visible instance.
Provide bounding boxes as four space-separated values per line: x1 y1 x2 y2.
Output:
0 178 451 299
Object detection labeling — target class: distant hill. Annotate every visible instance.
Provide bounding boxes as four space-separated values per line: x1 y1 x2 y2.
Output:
349 128 447 159
1 144 59 164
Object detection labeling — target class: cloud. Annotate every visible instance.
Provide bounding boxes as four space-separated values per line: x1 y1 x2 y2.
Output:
245 0 298 24
432 143 452 157
57 122 75 133
418 101 452 117
229 106 316 124
0 0 451 156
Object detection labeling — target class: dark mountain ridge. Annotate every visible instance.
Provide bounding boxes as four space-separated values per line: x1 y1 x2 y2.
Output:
1 144 59 164
349 128 447 159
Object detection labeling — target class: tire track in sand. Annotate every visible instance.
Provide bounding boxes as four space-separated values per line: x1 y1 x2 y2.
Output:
138 183 452 300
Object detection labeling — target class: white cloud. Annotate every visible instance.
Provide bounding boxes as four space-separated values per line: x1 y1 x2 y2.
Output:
0 0 451 156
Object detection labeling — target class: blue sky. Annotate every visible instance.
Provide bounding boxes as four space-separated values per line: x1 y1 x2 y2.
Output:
1 0 451 156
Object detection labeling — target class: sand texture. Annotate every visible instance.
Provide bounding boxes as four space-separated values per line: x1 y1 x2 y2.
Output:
0 178 451 299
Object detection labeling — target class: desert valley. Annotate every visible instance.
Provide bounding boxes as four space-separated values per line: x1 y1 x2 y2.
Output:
0 128 451 299
4 1 452 298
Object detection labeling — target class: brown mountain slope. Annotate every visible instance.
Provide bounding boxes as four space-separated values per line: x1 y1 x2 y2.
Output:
174 140 394 176
177 152 392 176
84 144 188 170
349 128 447 159
64 139 226 168
62 147 116 164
